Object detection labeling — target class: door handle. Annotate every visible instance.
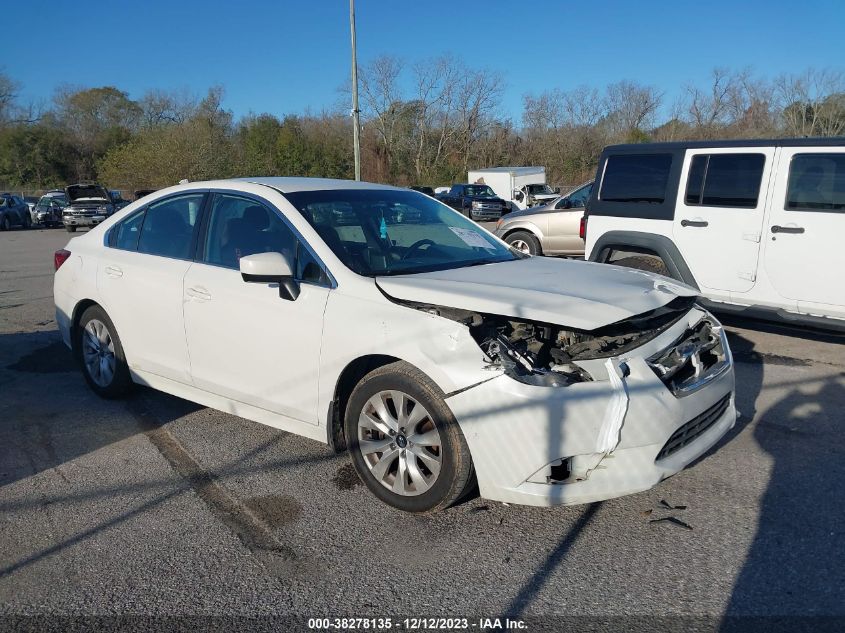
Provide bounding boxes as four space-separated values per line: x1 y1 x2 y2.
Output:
104 265 123 278
680 219 709 228
186 286 212 301
771 225 805 234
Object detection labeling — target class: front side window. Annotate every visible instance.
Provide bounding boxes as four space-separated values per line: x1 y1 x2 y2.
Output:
685 153 765 208
202 194 328 284
464 185 496 197
284 189 519 277
600 154 673 204
564 182 593 208
137 194 204 259
786 153 845 212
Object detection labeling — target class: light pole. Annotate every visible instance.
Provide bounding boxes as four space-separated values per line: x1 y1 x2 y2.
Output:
349 0 361 181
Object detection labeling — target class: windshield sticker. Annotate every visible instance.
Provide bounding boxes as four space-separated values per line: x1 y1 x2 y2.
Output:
449 226 495 249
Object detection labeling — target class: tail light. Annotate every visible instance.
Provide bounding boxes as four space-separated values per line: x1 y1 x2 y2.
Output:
579 216 588 240
54 249 71 271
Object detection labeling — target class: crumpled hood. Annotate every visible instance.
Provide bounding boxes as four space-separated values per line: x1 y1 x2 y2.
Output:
376 257 698 331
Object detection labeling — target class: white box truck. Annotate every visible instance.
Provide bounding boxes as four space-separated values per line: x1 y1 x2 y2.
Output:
467 166 559 211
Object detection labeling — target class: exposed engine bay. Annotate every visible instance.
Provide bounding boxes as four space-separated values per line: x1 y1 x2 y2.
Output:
396 296 698 387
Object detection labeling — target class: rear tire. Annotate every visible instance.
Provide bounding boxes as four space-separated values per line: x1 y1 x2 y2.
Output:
614 254 670 276
66 226 76 232
505 230 542 256
75 305 132 399
344 361 474 513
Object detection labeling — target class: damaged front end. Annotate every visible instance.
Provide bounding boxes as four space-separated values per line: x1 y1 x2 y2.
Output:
398 295 697 387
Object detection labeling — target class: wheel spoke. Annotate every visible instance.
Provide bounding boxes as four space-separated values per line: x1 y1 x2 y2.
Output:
409 444 441 478
404 451 431 492
359 436 393 456
359 411 392 437
391 391 408 428
405 401 429 431
368 394 398 432
392 452 409 494
409 428 440 447
370 446 400 482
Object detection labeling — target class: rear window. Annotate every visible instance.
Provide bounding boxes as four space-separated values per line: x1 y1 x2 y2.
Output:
786 153 845 212
599 154 673 204
685 153 765 208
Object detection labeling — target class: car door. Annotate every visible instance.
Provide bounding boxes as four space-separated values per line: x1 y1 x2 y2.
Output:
672 148 774 294
98 192 207 384
182 193 331 424
763 148 845 317
546 182 592 253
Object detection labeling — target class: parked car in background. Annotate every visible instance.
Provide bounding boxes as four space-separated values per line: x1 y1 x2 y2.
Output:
0 193 32 230
34 191 68 227
134 189 157 201
436 183 508 221
63 183 115 232
24 196 39 220
54 177 736 512
409 186 436 197
110 190 131 211
494 181 594 256
585 138 845 330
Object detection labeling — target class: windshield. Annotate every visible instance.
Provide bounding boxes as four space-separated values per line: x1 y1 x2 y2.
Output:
464 185 496 197
527 184 554 195
284 189 519 277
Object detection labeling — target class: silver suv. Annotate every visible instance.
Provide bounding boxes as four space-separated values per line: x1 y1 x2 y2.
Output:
494 181 593 256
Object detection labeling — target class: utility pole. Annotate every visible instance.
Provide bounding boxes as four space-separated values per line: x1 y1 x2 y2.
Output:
349 0 361 181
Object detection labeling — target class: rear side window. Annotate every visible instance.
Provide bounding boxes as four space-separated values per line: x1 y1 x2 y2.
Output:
685 153 765 208
111 210 146 250
137 194 205 259
600 154 672 204
786 153 845 212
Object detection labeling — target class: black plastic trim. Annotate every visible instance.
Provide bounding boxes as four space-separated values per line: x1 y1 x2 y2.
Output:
588 230 700 290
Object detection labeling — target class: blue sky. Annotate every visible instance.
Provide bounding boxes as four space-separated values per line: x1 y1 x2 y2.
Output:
5 0 844 122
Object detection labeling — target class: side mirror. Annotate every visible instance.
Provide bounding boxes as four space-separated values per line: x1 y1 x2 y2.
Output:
559 198 573 209
554 187 561 194
513 190 523 202
240 252 300 301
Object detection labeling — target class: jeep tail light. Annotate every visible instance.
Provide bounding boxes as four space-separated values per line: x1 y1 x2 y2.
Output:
579 216 587 240
54 249 71 271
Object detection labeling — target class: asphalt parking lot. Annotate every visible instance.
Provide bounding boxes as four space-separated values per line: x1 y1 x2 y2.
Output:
1 227 843 630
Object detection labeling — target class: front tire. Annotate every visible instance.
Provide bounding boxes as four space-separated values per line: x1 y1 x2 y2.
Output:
505 230 542 255
66 225 76 232
345 361 474 513
22 214 31 229
0 216 9 231
76 305 132 399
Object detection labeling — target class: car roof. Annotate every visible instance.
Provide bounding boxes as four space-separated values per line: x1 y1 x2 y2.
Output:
236 177 399 193
604 137 845 153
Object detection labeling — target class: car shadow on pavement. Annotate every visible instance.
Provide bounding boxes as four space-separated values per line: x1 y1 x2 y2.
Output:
722 374 845 629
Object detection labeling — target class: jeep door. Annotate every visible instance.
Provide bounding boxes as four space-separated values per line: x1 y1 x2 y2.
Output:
763 148 845 317
672 148 774 294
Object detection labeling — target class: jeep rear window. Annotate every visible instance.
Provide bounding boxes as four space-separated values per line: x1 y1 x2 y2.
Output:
786 153 845 212
685 153 765 208
599 154 672 204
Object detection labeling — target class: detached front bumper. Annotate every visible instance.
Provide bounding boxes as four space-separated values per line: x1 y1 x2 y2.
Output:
446 309 736 507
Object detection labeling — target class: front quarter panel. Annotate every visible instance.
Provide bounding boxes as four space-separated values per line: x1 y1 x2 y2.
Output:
318 289 501 425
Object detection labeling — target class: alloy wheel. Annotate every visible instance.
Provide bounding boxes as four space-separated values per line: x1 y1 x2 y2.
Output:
510 239 531 254
357 390 442 496
82 319 116 388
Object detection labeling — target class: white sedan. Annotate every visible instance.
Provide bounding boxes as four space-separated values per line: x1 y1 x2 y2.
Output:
53 178 736 513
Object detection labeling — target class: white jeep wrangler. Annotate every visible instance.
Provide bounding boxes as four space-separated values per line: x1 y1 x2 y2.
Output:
584 138 845 330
